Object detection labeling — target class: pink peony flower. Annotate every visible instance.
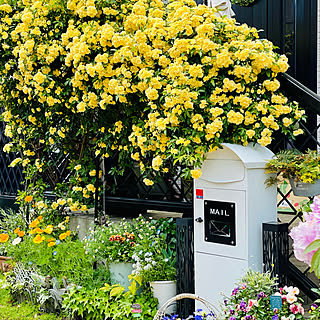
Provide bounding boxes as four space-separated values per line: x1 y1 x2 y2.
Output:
289 197 320 265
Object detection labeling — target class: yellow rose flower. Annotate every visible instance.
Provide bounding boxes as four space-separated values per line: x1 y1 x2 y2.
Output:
191 169 202 179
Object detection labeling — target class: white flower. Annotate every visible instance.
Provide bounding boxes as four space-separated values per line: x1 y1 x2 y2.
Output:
292 287 299 296
286 294 297 304
12 237 21 246
144 264 152 271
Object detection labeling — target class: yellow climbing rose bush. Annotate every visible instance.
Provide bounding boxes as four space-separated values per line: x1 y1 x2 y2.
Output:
0 0 305 210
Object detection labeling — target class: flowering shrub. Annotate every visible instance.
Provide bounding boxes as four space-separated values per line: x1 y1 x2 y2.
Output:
290 196 320 278
0 213 95 284
0 0 305 210
223 271 305 320
84 215 157 264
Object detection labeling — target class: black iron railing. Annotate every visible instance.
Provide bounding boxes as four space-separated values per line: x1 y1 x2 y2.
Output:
266 73 320 300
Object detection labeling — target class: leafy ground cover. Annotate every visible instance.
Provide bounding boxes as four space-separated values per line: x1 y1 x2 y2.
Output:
0 277 65 320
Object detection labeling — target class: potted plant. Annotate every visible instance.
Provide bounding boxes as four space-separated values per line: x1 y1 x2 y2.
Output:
223 269 305 320
132 226 177 312
265 149 320 197
84 215 158 290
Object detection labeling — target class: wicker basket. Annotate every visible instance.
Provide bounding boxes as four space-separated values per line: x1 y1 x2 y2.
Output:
153 293 220 320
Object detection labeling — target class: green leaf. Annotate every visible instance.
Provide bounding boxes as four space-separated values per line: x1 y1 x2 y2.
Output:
310 248 320 278
304 240 320 254
110 285 125 297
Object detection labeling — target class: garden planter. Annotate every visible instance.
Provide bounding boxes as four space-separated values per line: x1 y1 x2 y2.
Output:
0 256 12 272
289 178 320 197
109 262 133 290
150 280 176 314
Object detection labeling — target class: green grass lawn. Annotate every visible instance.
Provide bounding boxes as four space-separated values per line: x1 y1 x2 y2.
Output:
0 282 65 320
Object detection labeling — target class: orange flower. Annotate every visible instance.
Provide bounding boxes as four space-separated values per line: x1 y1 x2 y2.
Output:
29 229 37 234
66 230 71 236
29 219 39 228
46 237 55 242
18 230 25 237
14 227 20 234
0 233 9 243
25 195 33 202
35 228 44 234
43 225 53 234
33 234 45 244
59 233 67 240
48 241 56 247
38 216 43 221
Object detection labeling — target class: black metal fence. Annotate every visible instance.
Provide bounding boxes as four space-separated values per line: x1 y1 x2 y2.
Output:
176 218 195 317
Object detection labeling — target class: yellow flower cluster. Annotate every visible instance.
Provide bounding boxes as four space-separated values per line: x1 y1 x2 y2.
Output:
29 215 71 246
0 0 305 201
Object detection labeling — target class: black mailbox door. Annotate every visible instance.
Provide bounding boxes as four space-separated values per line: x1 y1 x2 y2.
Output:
204 200 236 246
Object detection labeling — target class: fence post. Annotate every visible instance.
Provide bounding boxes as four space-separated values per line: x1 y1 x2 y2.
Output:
176 218 195 318
263 222 289 286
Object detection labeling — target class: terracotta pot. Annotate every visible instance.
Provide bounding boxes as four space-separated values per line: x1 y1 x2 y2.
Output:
0 256 13 272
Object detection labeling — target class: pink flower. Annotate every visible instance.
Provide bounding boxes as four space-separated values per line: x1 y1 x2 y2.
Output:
289 197 320 265
290 304 298 314
297 304 304 315
247 299 258 311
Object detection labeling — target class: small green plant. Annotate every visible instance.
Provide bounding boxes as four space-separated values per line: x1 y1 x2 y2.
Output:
236 269 277 298
62 283 157 320
0 274 64 320
308 289 320 320
265 149 320 186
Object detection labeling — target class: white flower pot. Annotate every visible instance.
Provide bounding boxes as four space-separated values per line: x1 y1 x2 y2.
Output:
109 262 133 291
289 178 320 197
150 280 176 314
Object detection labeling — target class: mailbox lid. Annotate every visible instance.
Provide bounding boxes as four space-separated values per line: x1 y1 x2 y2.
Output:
200 159 245 184
206 143 274 169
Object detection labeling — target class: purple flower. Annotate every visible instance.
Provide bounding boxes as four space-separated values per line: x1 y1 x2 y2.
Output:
231 287 239 296
229 317 236 320
257 292 266 300
272 315 278 320
229 309 235 315
245 316 252 320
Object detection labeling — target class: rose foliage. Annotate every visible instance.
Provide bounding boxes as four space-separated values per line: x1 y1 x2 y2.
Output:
0 0 305 211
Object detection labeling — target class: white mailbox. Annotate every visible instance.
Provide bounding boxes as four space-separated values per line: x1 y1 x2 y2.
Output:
194 143 277 308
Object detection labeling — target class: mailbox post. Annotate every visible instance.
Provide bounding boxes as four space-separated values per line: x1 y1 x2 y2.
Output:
194 143 277 307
